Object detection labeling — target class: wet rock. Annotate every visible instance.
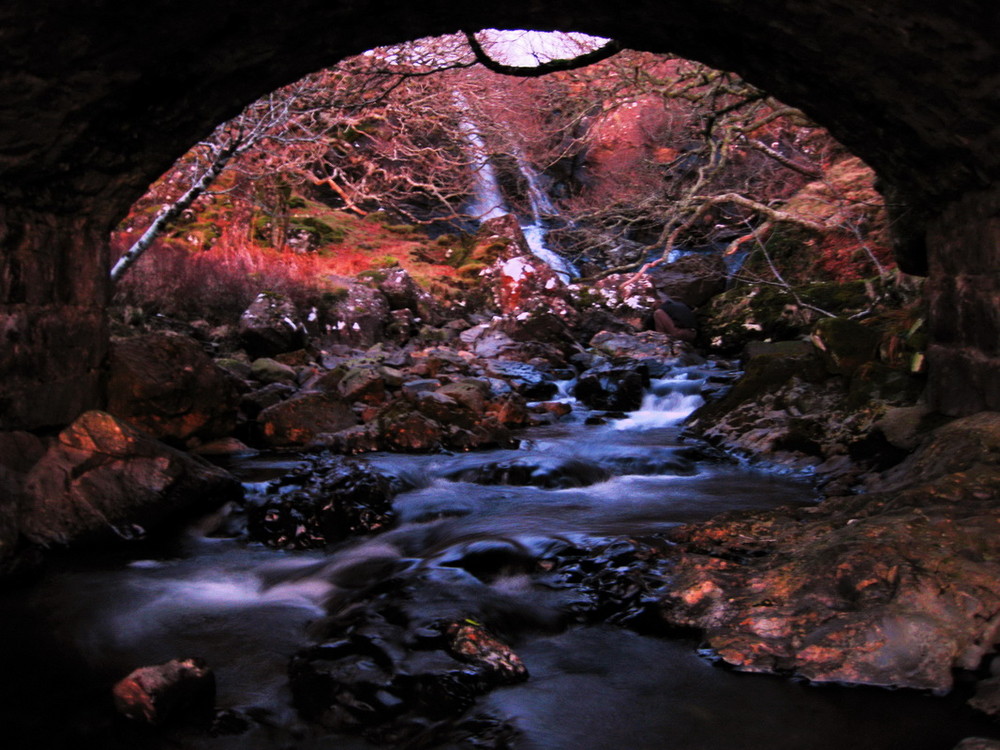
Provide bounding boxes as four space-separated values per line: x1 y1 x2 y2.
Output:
257 392 357 448
113 657 216 726
411 391 478 431
190 437 256 457
247 456 397 549
400 378 441 398
20 411 241 547
446 621 528 683
485 360 557 400
589 330 687 375
445 455 610 489
238 292 307 359
574 362 648 411
106 331 239 445
374 400 444 452
437 380 490 415
488 394 531 429
659 412 1000 692
290 619 526 736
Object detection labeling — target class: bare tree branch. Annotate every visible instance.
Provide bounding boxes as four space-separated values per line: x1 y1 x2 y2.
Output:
463 30 622 77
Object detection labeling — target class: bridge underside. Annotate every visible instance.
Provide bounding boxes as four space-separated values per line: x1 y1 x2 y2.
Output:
0 1 997 428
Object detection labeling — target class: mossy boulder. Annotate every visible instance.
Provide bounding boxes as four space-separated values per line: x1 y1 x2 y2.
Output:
250 357 298 386
701 281 870 354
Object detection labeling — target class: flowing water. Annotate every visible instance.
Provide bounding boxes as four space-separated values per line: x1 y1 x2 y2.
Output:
1 364 996 749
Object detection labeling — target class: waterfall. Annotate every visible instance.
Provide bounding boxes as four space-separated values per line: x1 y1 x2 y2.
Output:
514 150 578 283
456 108 508 221
455 93 576 282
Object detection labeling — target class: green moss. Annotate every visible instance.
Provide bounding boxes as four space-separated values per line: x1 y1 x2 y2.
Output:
357 269 387 284
289 216 346 245
321 287 349 304
457 262 487 278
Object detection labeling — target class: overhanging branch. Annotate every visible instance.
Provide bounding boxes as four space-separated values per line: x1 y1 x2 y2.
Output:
463 31 622 77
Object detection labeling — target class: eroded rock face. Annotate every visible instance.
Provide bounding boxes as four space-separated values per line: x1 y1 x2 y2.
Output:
659 412 1000 692
107 331 239 445
19 411 242 547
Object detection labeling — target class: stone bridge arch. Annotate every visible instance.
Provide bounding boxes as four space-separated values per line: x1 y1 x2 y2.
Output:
1 1 997 429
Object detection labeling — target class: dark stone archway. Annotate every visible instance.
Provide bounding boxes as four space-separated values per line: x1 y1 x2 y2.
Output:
1 1 997 429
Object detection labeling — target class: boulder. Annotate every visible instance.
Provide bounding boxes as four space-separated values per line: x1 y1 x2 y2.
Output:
574 362 648 411
106 331 239 445
112 657 216 726
378 267 444 325
250 357 298 385
337 365 387 405
445 455 610 489
484 360 557 400
589 330 686 375
660 412 1000 693
373 401 444 452
239 382 297 421
645 253 728 308
319 283 391 348
247 456 396 549
20 411 241 547
258 392 357 447
588 272 660 324
238 292 307 359
700 281 871 354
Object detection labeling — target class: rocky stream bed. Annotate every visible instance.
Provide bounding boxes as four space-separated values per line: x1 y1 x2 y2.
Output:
2 366 999 750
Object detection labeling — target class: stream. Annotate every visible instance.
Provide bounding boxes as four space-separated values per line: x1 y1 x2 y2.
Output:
1 364 996 749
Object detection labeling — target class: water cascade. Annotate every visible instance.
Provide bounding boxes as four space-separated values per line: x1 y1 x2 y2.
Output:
455 95 577 282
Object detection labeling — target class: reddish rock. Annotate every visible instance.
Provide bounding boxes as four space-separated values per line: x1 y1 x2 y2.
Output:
446 621 528 683
20 411 240 547
258 392 357 447
107 332 238 446
112 657 215 725
660 412 1000 692
337 365 387 405
375 402 443 452
437 380 490 414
